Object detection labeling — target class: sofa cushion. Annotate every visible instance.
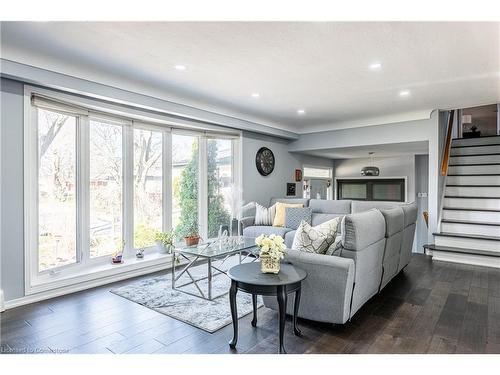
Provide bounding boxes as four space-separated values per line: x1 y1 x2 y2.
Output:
311 213 345 227
284 230 296 248
379 207 404 237
273 202 304 227
401 203 418 228
254 203 276 226
291 218 340 255
341 209 386 251
269 197 310 207
285 207 312 230
243 226 292 238
309 199 351 214
351 200 400 213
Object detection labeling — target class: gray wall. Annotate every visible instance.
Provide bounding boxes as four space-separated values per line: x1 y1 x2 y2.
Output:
1 78 25 301
415 154 429 253
242 131 333 206
333 155 417 202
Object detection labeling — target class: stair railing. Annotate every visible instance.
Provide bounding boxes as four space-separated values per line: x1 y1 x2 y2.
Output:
436 109 456 233
441 110 455 176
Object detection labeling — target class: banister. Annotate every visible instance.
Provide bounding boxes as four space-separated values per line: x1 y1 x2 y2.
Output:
441 110 455 176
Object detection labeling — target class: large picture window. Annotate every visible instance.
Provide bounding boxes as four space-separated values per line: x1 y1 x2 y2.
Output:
25 87 240 292
89 119 123 258
37 109 77 271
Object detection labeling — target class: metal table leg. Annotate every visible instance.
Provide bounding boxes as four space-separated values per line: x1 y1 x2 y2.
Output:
207 258 212 300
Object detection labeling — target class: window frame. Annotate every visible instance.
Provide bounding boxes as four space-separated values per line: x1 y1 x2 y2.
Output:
336 178 406 202
24 86 241 295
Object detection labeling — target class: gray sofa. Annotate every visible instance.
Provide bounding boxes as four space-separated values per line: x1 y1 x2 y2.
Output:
241 198 418 324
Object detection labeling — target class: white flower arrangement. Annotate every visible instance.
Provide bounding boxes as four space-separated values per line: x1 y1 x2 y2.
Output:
255 234 286 261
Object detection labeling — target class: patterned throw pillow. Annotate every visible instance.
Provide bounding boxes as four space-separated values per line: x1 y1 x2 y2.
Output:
291 217 340 255
273 202 304 227
325 236 343 256
255 203 277 226
285 207 312 230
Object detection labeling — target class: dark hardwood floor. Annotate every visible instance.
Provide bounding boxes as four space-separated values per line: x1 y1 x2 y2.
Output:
1 254 500 354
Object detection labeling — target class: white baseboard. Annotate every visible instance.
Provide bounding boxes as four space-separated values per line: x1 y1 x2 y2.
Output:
0 290 5 312
3 261 173 311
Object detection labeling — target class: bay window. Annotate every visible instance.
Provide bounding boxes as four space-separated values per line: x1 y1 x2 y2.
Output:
25 87 241 293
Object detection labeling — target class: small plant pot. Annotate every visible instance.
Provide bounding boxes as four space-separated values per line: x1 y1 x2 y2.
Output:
184 235 200 247
260 254 280 274
155 241 174 254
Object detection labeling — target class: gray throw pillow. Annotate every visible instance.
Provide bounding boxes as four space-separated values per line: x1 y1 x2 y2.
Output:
285 207 312 230
325 236 343 256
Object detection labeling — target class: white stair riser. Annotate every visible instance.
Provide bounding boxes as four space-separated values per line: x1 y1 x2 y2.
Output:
441 222 500 237
435 235 500 252
443 197 500 210
446 175 500 185
450 154 500 164
446 186 500 197
442 209 500 224
448 164 500 175
451 145 500 156
430 250 500 268
452 137 500 147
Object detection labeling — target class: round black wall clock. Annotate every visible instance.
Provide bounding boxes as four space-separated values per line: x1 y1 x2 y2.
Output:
255 147 275 176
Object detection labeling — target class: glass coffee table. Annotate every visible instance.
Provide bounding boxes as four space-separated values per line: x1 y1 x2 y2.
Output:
171 237 258 301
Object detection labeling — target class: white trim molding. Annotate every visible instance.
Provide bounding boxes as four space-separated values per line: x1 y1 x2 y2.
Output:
4 256 174 310
0 290 5 312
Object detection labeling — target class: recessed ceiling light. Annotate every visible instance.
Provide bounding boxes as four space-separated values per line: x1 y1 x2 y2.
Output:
174 65 187 71
251 93 260 98
369 62 382 71
399 90 410 97
297 109 306 115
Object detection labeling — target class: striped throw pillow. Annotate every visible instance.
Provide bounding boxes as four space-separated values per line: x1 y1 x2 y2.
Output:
255 203 277 226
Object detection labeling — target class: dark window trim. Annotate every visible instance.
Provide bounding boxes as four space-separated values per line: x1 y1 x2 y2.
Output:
337 178 405 202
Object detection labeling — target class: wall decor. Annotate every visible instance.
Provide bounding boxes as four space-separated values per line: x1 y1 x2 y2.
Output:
286 183 296 196
295 169 302 182
255 147 275 176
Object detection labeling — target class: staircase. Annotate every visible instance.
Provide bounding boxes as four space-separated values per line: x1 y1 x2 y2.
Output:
425 135 500 268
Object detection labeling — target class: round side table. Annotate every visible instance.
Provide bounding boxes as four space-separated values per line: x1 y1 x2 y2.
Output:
227 262 307 354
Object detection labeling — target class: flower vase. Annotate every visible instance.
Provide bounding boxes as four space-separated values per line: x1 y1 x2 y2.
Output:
260 254 280 274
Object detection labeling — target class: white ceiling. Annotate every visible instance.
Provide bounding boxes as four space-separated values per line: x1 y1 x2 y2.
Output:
1 22 499 134
298 141 429 159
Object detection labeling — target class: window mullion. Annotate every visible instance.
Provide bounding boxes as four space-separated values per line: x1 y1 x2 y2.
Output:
198 136 208 240
79 116 90 265
123 123 134 257
163 131 172 232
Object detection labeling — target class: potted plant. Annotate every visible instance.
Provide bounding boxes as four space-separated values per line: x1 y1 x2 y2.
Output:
255 234 286 274
184 222 201 246
155 231 175 254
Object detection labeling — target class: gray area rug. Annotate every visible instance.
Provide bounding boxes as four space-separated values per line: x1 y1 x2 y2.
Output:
111 256 262 333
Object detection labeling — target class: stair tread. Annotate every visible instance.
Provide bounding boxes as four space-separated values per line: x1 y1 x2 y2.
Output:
443 207 500 212
433 232 500 241
450 153 500 157
446 184 500 187
449 163 500 166
451 143 500 149
441 219 500 227
447 174 500 176
424 244 500 257
453 135 500 140
444 195 500 199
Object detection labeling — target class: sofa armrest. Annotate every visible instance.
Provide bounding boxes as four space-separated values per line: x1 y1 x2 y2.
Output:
282 249 355 323
239 216 255 230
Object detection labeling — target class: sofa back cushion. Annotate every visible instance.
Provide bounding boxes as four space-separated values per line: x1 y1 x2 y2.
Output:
351 200 401 213
309 199 351 214
379 207 404 237
401 203 418 228
285 207 312 230
341 209 386 251
269 197 310 207
311 213 345 226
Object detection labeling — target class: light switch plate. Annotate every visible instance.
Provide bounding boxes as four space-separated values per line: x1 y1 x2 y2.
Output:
417 192 428 198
